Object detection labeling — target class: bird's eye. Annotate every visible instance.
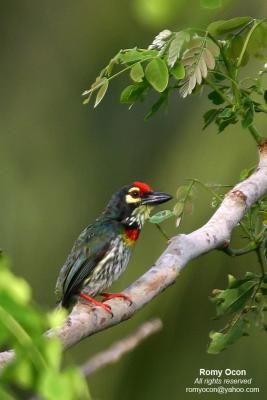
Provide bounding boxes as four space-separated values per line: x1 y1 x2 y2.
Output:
130 191 140 198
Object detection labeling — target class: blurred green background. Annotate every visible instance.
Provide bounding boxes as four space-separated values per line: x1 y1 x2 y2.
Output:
1 1 267 399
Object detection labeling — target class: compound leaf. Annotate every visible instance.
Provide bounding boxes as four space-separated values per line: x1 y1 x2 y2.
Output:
167 31 190 68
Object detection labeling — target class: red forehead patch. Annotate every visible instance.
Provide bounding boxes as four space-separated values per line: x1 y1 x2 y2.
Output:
133 181 153 193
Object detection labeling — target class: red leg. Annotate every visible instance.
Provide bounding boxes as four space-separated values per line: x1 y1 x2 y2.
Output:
80 292 113 316
100 292 132 305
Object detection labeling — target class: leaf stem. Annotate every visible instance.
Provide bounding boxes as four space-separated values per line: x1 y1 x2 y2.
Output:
208 70 239 88
85 57 156 95
222 242 257 256
248 125 263 145
207 183 233 188
187 178 222 203
207 33 232 75
176 180 195 227
155 224 170 240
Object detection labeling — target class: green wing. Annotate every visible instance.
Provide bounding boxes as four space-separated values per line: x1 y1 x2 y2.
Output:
55 223 117 307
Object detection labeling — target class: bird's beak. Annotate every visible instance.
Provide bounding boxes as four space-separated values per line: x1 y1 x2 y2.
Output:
141 191 173 205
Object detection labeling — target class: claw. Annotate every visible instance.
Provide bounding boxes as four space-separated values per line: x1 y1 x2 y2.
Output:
100 302 113 315
100 292 132 305
79 292 113 316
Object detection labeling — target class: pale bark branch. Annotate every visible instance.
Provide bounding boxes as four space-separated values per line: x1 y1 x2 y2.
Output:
1 142 267 367
81 318 162 376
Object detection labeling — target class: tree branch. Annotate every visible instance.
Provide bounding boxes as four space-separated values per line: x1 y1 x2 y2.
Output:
81 318 162 376
1 142 267 367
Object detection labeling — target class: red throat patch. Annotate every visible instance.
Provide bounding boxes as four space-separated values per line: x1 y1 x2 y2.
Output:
124 228 140 242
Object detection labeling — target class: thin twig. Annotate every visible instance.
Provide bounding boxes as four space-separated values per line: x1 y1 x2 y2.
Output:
81 318 163 376
221 242 257 257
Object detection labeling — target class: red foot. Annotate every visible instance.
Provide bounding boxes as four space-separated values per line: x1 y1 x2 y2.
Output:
80 292 113 316
100 292 132 305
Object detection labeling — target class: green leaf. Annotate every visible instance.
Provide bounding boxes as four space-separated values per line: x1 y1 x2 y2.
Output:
208 319 248 354
94 78 109 108
200 0 222 9
173 202 184 217
203 108 221 129
82 96 90 105
211 280 257 317
47 308 67 329
227 274 238 289
83 76 107 98
208 90 225 105
226 35 249 66
213 72 226 81
247 22 267 58
2 359 34 389
64 368 91 400
242 98 254 128
215 107 238 132
42 338 62 370
130 62 144 82
39 370 72 400
145 91 168 120
245 271 259 280
0 255 89 400
173 184 195 223
0 260 31 305
207 17 252 36
170 62 185 80
0 387 15 400
173 201 185 217
176 185 189 201
217 118 237 132
105 52 121 76
120 83 147 104
264 90 267 103
167 31 190 68
39 368 91 400
145 58 169 92
149 210 174 224
219 108 232 118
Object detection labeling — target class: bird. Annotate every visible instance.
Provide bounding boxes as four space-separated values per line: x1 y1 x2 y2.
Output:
55 181 172 314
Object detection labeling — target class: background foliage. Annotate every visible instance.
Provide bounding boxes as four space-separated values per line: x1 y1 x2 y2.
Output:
1 0 267 399
0 254 90 399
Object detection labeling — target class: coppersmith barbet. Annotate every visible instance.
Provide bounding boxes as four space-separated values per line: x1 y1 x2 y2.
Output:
55 182 172 314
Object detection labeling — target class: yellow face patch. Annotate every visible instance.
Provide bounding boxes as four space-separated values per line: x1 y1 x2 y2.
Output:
125 187 141 204
129 187 140 193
